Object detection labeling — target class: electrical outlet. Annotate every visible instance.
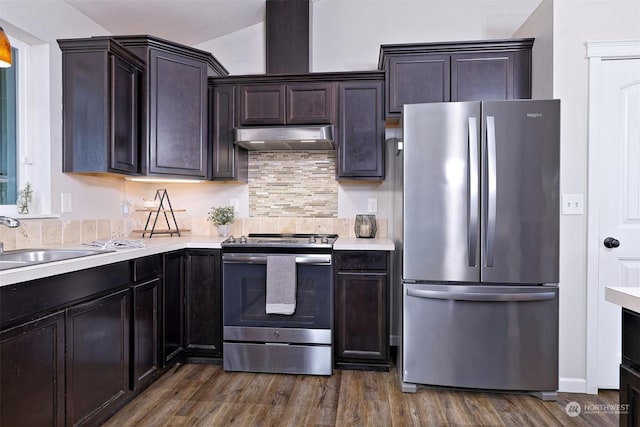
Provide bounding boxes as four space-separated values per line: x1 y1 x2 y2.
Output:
562 193 584 215
230 198 240 213
61 193 72 213
367 198 378 213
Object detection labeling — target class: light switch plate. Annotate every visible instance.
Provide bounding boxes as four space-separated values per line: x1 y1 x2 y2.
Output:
562 193 584 215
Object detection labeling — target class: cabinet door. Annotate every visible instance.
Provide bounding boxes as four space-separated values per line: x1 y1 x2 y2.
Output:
163 250 185 365
1 312 65 427
110 54 140 174
66 290 130 427
185 249 222 358
286 82 334 124
386 54 450 116
451 52 518 102
335 273 388 363
620 364 640 427
238 84 286 126
211 85 247 180
149 48 208 177
337 80 385 180
132 278 160 389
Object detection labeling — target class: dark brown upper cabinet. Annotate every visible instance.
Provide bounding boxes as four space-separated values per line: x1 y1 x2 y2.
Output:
336 74 385 180
114 36 228 179
59 38 144 176
214 72 384 180
238 82 333 126
379 39 533 119
209 82 248 181
59 35 227 179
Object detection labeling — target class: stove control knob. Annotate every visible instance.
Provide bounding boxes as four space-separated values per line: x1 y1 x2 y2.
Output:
309 235 317 243
227 235 235 243
240 235 247 244
321 235 329 244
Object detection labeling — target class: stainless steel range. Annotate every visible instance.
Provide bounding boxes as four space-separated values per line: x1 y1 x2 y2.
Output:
221 233 337 375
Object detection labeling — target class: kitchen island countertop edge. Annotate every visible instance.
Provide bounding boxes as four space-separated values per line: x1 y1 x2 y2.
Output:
605 287 640 314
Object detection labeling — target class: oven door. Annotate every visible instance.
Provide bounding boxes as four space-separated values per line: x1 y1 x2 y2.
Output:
222 253 332 330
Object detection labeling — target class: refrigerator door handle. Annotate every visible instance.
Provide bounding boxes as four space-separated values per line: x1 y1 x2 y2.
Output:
485 115 497 267
406 288 557 302
468 117 479 267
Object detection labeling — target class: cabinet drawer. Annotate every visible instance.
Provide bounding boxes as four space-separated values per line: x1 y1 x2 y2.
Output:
133 255 162 283
336 251 388 271
623 309 640 370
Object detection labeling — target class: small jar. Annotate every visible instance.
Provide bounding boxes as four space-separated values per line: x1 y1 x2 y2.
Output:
354 214 377 238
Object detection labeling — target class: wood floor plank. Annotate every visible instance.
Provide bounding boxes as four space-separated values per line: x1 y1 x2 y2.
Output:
103 363 620 427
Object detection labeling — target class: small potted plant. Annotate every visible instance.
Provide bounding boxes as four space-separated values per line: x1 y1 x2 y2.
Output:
207 205 235 237
16 182 33 214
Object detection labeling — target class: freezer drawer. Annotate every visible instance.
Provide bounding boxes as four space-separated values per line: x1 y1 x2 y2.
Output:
402 283 558 392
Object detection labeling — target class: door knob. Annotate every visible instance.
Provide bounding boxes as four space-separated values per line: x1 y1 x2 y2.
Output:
604 237 620 248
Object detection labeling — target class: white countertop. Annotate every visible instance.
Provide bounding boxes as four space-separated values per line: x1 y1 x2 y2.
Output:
0 236 394 287
605 287 640 314
332 237 395 251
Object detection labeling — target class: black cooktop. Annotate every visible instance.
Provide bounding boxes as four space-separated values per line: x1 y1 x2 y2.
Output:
221 233 338 251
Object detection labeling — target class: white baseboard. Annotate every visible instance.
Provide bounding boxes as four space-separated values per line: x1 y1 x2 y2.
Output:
559 377 589 394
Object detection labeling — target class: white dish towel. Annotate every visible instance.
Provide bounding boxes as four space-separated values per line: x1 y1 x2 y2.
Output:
265 255 297 315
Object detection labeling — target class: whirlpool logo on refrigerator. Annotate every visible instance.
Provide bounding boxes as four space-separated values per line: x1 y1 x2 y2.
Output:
526 112 543 118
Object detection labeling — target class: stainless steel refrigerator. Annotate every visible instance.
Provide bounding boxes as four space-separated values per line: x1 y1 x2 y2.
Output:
399 100 560 400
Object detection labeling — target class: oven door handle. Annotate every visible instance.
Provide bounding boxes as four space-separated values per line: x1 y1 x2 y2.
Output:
223 254 332 265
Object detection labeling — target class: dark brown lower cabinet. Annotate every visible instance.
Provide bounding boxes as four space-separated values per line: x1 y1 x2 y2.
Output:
620 365 640 427
621 308 640 427
185 249 222 359
132 278 160 389
66 289 130 427
163 250 185 366
334 251 390 371
0 312 65 427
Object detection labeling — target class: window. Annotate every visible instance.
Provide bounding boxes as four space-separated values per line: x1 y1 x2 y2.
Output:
0 46 18 205
0 33 46 217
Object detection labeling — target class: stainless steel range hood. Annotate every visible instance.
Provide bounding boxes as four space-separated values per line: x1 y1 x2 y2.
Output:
234 125 334 151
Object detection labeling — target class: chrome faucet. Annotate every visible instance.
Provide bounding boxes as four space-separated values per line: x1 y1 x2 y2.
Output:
0 216 20 254
0 216 20 228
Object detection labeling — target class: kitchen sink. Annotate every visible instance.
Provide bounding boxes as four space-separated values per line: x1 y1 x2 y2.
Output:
0 248 114 271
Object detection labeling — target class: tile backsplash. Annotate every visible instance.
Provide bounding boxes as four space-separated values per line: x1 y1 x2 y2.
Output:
248 151 337 217
0 216 387 250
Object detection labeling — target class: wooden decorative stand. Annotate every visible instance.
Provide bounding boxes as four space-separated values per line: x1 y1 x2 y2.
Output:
134 189 188 238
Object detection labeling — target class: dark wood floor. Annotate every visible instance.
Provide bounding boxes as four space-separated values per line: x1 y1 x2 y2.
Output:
104 363 619 426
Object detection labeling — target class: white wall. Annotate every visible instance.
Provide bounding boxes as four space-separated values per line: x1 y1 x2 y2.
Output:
514 0 554 99
556 0 640 393
1 0 125 220
518 0 640 393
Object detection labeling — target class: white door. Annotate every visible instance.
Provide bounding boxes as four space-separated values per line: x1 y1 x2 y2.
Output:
596 57 640 389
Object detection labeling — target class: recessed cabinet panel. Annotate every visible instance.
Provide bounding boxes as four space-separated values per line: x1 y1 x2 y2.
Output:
239 84 286 125
451 53 511 101
185 249 222 358
388 55 450 115
286 83 333 124
132 278 160 390
150 50 208 177
163 251 185 365
211 85 248 181
0 312 65 427
111 55 140 173
337 80 385 180
66 290 130 427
